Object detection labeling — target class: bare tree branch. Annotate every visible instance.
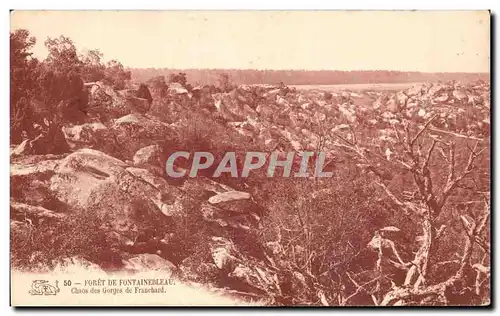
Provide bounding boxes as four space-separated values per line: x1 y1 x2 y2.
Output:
439 141 484 208
429 127 485 142
410 114 439 146
422 139 437 172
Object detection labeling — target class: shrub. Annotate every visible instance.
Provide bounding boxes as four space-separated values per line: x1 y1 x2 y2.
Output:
11 208 122 272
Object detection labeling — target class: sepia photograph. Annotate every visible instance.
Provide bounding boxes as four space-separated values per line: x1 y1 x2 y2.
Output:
9 10 491 307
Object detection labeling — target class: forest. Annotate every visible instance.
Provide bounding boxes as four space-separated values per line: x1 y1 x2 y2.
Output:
130 67 489 86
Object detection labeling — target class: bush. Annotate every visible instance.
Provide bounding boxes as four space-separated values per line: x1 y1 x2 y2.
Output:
11 208 122 272
136 83 153 105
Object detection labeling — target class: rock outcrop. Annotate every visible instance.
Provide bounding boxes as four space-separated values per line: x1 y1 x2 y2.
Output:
11 78 490 306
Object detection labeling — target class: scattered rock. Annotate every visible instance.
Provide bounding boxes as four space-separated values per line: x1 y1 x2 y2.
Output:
123 253 177 276
208 191 251 204
111 113 177 159
62 122 117 154
11 139 31 157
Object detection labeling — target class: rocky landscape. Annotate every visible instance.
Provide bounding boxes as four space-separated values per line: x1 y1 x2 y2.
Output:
10 73 491 306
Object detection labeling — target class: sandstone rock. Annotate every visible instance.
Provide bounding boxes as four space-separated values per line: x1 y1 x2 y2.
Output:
427 83 446 97
210 236 240 271
62 122 117 154
208 191 251 204
127 96 151 114
11 140 31 157
339 106 357 123
123 253 177 276
340 91 351 101
434 93 450 103
168 82 189 95
201 204 260 231
452 88 467 101
48 149 175 249
396 92 408 106
264 89 281 99
297 94 308 104
386 98 398 112
10 156 64 209
87 82 133 118
372 98 383 110
276 95 290 107
200 205 229 227
111 114 177 159
10 201 66 222
133 144 165 173
229 263 281 296
88 83 113 104
406 84 424 96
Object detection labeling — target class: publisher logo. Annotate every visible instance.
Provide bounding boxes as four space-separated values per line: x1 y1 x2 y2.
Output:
29 280 60 296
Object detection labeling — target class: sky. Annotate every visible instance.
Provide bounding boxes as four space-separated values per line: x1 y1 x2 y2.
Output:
10 10 490 72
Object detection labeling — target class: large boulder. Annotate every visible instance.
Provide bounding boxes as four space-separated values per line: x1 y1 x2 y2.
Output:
210 236 242 271
168 82 189 95
406 84 424 97
133 144 165 176
452 88 467 101
206 190 262 229
395 91 408 106
127 95 151 114
209 237 281 296
181 178 263 231
427 83 446 97
48 149 179 251
10 155 66 211
12 147 271 273
62 122 117 155
122 253 177 277
434 93 450 103
10 140 31 157
87 82 152 118
111 114 177 159
87 82 131 118
385 98 399 113
10 201 66 223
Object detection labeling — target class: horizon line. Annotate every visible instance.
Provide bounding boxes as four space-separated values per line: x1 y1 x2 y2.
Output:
124 67 490 75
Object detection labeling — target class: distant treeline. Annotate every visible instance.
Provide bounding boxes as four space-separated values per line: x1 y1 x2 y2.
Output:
130 68 489 86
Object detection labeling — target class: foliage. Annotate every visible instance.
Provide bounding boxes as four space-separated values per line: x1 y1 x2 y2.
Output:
10 29 39 142
136 83 153 105
10 30 132 144
169 72 188 87
147 75 169 98
102 59 131 90
80 49 106 82
11 208 121 272
218 73 234 92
